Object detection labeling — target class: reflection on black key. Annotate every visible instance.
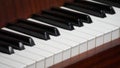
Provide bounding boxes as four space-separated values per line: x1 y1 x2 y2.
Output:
0 34 24 50
74 0 115 14
63 3 106 18
93 0 120 8
31 14 74 30
0 41 14 54
17 19 60 36
0 30 35 46
6 23 50 40
42 10 83 26
51 7 92 23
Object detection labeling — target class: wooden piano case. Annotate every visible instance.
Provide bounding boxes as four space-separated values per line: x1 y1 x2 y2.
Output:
0 0 72 27
0 0 120 68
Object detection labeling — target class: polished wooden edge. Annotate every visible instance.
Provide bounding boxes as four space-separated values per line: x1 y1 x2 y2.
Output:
49 38 120 68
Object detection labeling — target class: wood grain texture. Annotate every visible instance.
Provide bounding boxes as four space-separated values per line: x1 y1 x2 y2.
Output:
0 0 72 27
13 0 24 19
21 0 32 18
0 0 6 26
2 0 16 22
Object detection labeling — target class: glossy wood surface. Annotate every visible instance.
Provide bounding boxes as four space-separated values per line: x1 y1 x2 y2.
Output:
0 0 73 27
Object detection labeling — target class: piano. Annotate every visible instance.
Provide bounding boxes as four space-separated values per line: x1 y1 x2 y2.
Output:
0 0 120 68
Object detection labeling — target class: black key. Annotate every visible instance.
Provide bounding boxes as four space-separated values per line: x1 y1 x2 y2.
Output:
74 0 115 14
0 34 25 50
17 19 60 36
0 41 14 54
42 10 83 26
31 14 74 30
0 29 35 46
51 7 92 23
63 2 106 18
6 23 50 40
93 0 120 8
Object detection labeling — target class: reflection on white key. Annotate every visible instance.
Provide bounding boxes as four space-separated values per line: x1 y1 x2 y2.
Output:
0 56 26 68
0 53 36 68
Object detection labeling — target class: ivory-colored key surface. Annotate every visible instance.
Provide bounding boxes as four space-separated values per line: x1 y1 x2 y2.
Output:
15 50 45 68
0 63 13 68
0 56 26 68
0 53 36 68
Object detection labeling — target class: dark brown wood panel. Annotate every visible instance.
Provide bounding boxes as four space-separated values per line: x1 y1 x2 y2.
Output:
0 0 71 27
13 0 24 19
0 0 7 26
66 45 120 68
30 0 36 13
2 0 16 23
35 0 41 12
21 0 32 18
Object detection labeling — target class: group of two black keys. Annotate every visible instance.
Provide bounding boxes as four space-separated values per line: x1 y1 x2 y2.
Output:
1 0 116 54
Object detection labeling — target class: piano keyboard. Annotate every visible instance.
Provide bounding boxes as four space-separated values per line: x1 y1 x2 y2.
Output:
0 0 120 68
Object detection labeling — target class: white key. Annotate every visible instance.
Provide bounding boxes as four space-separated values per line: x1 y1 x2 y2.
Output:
0 56 26 68
84 21 119 42
75 26 104 46
88 19 119 40
0 63 13 68
23 46 54 68
15 50 45 68
34 38 71 61
34 43 63 64
59 29 96 50
0 53 36 68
